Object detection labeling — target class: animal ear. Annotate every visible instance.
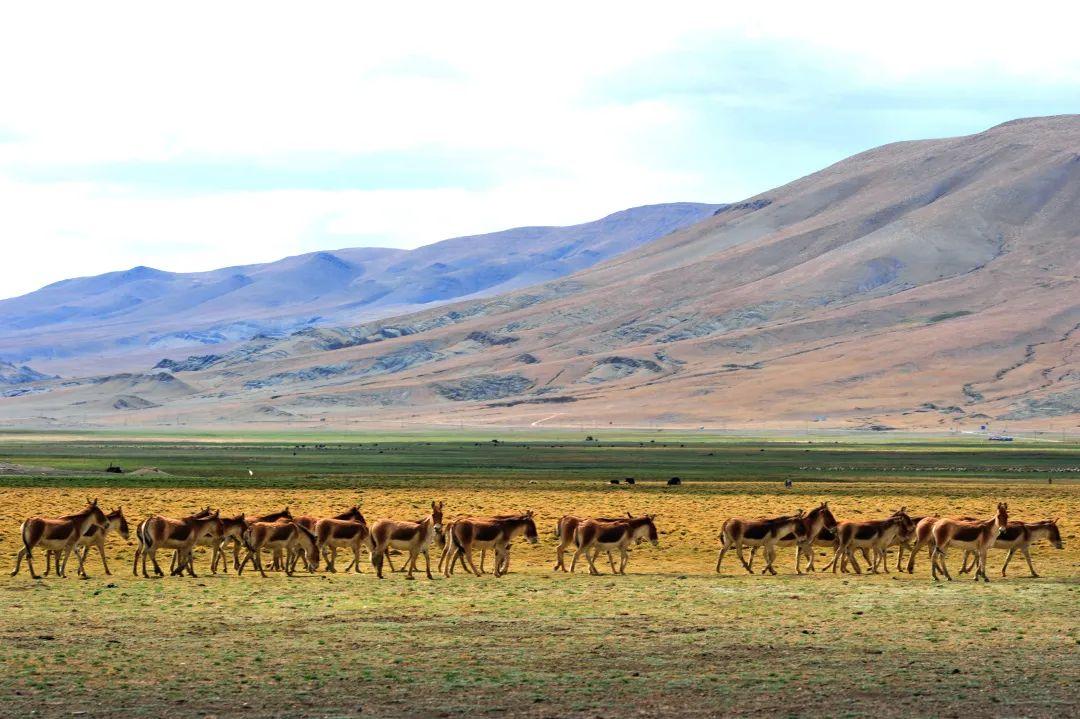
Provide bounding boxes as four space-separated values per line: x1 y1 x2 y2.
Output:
626 511 633 518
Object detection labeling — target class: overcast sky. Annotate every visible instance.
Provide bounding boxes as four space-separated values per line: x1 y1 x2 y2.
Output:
2 2 1078 299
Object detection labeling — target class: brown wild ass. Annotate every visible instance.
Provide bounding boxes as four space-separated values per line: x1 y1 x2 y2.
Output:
444 513 540 577
570 515 659 575
716 511 805 575
826 508 915 574
438 514 541 574
553 513 636 572
295 506 365 570
45 507 130 577
904 515 979 574
891 515 926 571
238 521 320 577
315 518 369 573
748 503 838 574
133 507 213 576
958 519 1062 577
136 511 222 578
368 501 444 580
170 512 249 575
930 503 1009 582
11 500 109 579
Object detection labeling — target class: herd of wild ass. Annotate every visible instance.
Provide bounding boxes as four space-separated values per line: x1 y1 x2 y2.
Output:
9 499 1063 582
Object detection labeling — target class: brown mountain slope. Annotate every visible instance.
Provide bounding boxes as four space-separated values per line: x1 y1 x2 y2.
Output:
2 116 1078 430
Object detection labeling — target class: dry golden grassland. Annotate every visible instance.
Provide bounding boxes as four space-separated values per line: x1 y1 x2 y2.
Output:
0 436 1078 717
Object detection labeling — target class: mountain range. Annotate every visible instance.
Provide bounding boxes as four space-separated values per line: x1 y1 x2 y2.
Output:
1 116 1077 430
0 202 719 375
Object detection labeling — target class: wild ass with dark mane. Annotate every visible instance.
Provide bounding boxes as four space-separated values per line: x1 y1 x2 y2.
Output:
315 517 370 573
746 503 838 574
716 511 805 575
135 510 222 578
930 503 1009 582
570 515 659 575
368 501 444 580
826 508 915 574
444 512 539 577
553 513 635 572
44 506 129 577
237 520 320 577
958 517 1060 577
11 499 109 579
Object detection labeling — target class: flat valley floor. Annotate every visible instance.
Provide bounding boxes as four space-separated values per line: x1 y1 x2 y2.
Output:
0 431 1077 718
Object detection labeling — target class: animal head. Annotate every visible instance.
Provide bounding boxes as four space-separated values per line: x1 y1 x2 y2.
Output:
636 515 659 547
996 503 1009 533
223 513 248 534
810 502 838 530
522 510 539 544
108 507 130 540
888 507 914 533
1046 519 1063 549
431 501 445 531
85 498 108 528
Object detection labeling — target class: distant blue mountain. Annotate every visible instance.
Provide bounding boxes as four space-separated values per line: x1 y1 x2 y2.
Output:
0 202 720 369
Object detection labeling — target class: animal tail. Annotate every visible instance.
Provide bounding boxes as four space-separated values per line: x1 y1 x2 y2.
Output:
553 517 564 539
451 528 467 553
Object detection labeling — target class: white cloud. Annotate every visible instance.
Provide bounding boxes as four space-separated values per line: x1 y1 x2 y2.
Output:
0 1 1077 298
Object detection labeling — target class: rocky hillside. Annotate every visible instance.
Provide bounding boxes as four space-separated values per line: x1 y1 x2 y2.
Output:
0 203 719 374
2 116 1077 430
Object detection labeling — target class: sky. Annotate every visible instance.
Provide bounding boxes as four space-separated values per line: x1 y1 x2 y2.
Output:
1 2 1078 299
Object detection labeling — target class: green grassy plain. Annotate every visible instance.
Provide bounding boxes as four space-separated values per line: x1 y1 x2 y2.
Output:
1 432 1077 718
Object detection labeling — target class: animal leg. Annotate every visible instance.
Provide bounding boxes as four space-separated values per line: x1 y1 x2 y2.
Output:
11 548 27 577
95 541 110 576
715 540 732 573
586 545 601 575
569 546 586 573
26 547 42 580
735 543 754 575
905 539 924 574
824 545 843 573
463 548 483 577
846 547 862 575
1020 546 1038 578
935 547 953 581
553 542 566 572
